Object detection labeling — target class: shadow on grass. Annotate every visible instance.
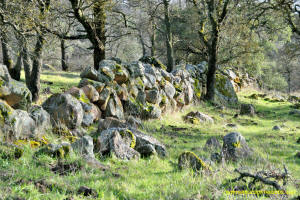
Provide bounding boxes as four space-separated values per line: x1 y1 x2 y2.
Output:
42 71 80 79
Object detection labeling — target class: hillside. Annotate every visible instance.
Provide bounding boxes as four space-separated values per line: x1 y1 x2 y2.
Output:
0 70 299 200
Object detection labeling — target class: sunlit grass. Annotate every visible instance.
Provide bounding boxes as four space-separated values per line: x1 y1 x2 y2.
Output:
0 72 299 199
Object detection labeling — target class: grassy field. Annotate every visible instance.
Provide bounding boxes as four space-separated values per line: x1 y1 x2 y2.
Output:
0 71 299 200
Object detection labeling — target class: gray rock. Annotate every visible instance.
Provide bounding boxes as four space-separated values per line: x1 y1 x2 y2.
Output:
272 125 281 131
142 104 161 119
0 64 11 82
81 103 101 127
42 93 84 129
184 111 214 124
80 66 99 81
240 104 255 116
96 128 140 160
136 144 156 157
178 152 211 171
126 116 142 129
115 66 129 84
289 109 300 117
10 109 37 139
81 85 99 102
145 89 160 104
163 81 176 99
29 105 52 134
204 137 221 151
78 78 105 93
2 79 32 110
105 94 124 120
72 135 95 158
222 132 252 161
131 129 167 157
214 74 238 106
125 61 145 78
97 117 127 133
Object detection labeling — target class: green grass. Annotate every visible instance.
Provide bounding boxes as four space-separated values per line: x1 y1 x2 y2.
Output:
0 72 299 199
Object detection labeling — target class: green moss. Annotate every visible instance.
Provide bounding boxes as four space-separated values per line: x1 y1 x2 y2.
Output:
215 74 232 98
78 93 90 104
120 129 136 148
0 78 4 87
174 82 183 92
136 77 144 89
193 79 202 98
180 151 212 171
232 142 241 148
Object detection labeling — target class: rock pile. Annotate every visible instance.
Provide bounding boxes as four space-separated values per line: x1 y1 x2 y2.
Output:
0 64 51 141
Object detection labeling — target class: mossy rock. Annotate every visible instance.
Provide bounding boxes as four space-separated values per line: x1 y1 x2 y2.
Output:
120 129 136 149
0 99 13 126
0 144 23 160
139 56 167 70
214 74 238 106
178 151 211 171
35 144 71 159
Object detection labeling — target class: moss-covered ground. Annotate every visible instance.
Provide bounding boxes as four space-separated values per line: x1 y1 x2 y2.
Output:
0 71 299 199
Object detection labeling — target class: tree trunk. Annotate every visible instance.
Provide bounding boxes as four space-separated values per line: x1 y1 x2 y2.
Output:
163 0 174 72
10 50 22 81
94 47 105 70
287 70 291 94
22 43 32 88
61 39 69 71
93 1 106 70
138 30 147 57
205 31 218 101
1 33 14 72
69 0 106 70
29 34 44 102
150 18 156 57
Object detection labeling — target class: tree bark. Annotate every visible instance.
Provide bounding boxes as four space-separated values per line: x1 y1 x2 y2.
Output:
69 0 106 70
93 1 106 69
10 50 22 81
29 34 44 102
1 33 14 72
22 43 32 88
163 0 174 72
150 17 156 57
61 39 69 71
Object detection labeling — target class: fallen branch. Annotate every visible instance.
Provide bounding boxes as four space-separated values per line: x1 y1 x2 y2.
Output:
231 166 289 194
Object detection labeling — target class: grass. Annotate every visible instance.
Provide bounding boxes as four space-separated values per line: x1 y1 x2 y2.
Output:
0 72 299 199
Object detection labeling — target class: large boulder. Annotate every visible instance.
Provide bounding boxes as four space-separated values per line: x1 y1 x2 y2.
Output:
81 102 101 127
163 81 176 99
145 89 160 104
131 129 167 157
95 128 140 160
42 93 84 130
214 74 238 106
80 66 99 81
72 135 95 158
125 61 145 78
81 85 100 103
0 64 32 110
222 132 252 161
29 105 52 134
0 100 37 140
9 109 37 140
104 94 124 120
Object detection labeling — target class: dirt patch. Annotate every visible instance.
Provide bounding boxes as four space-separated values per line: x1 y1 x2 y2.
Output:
51 161 83 176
